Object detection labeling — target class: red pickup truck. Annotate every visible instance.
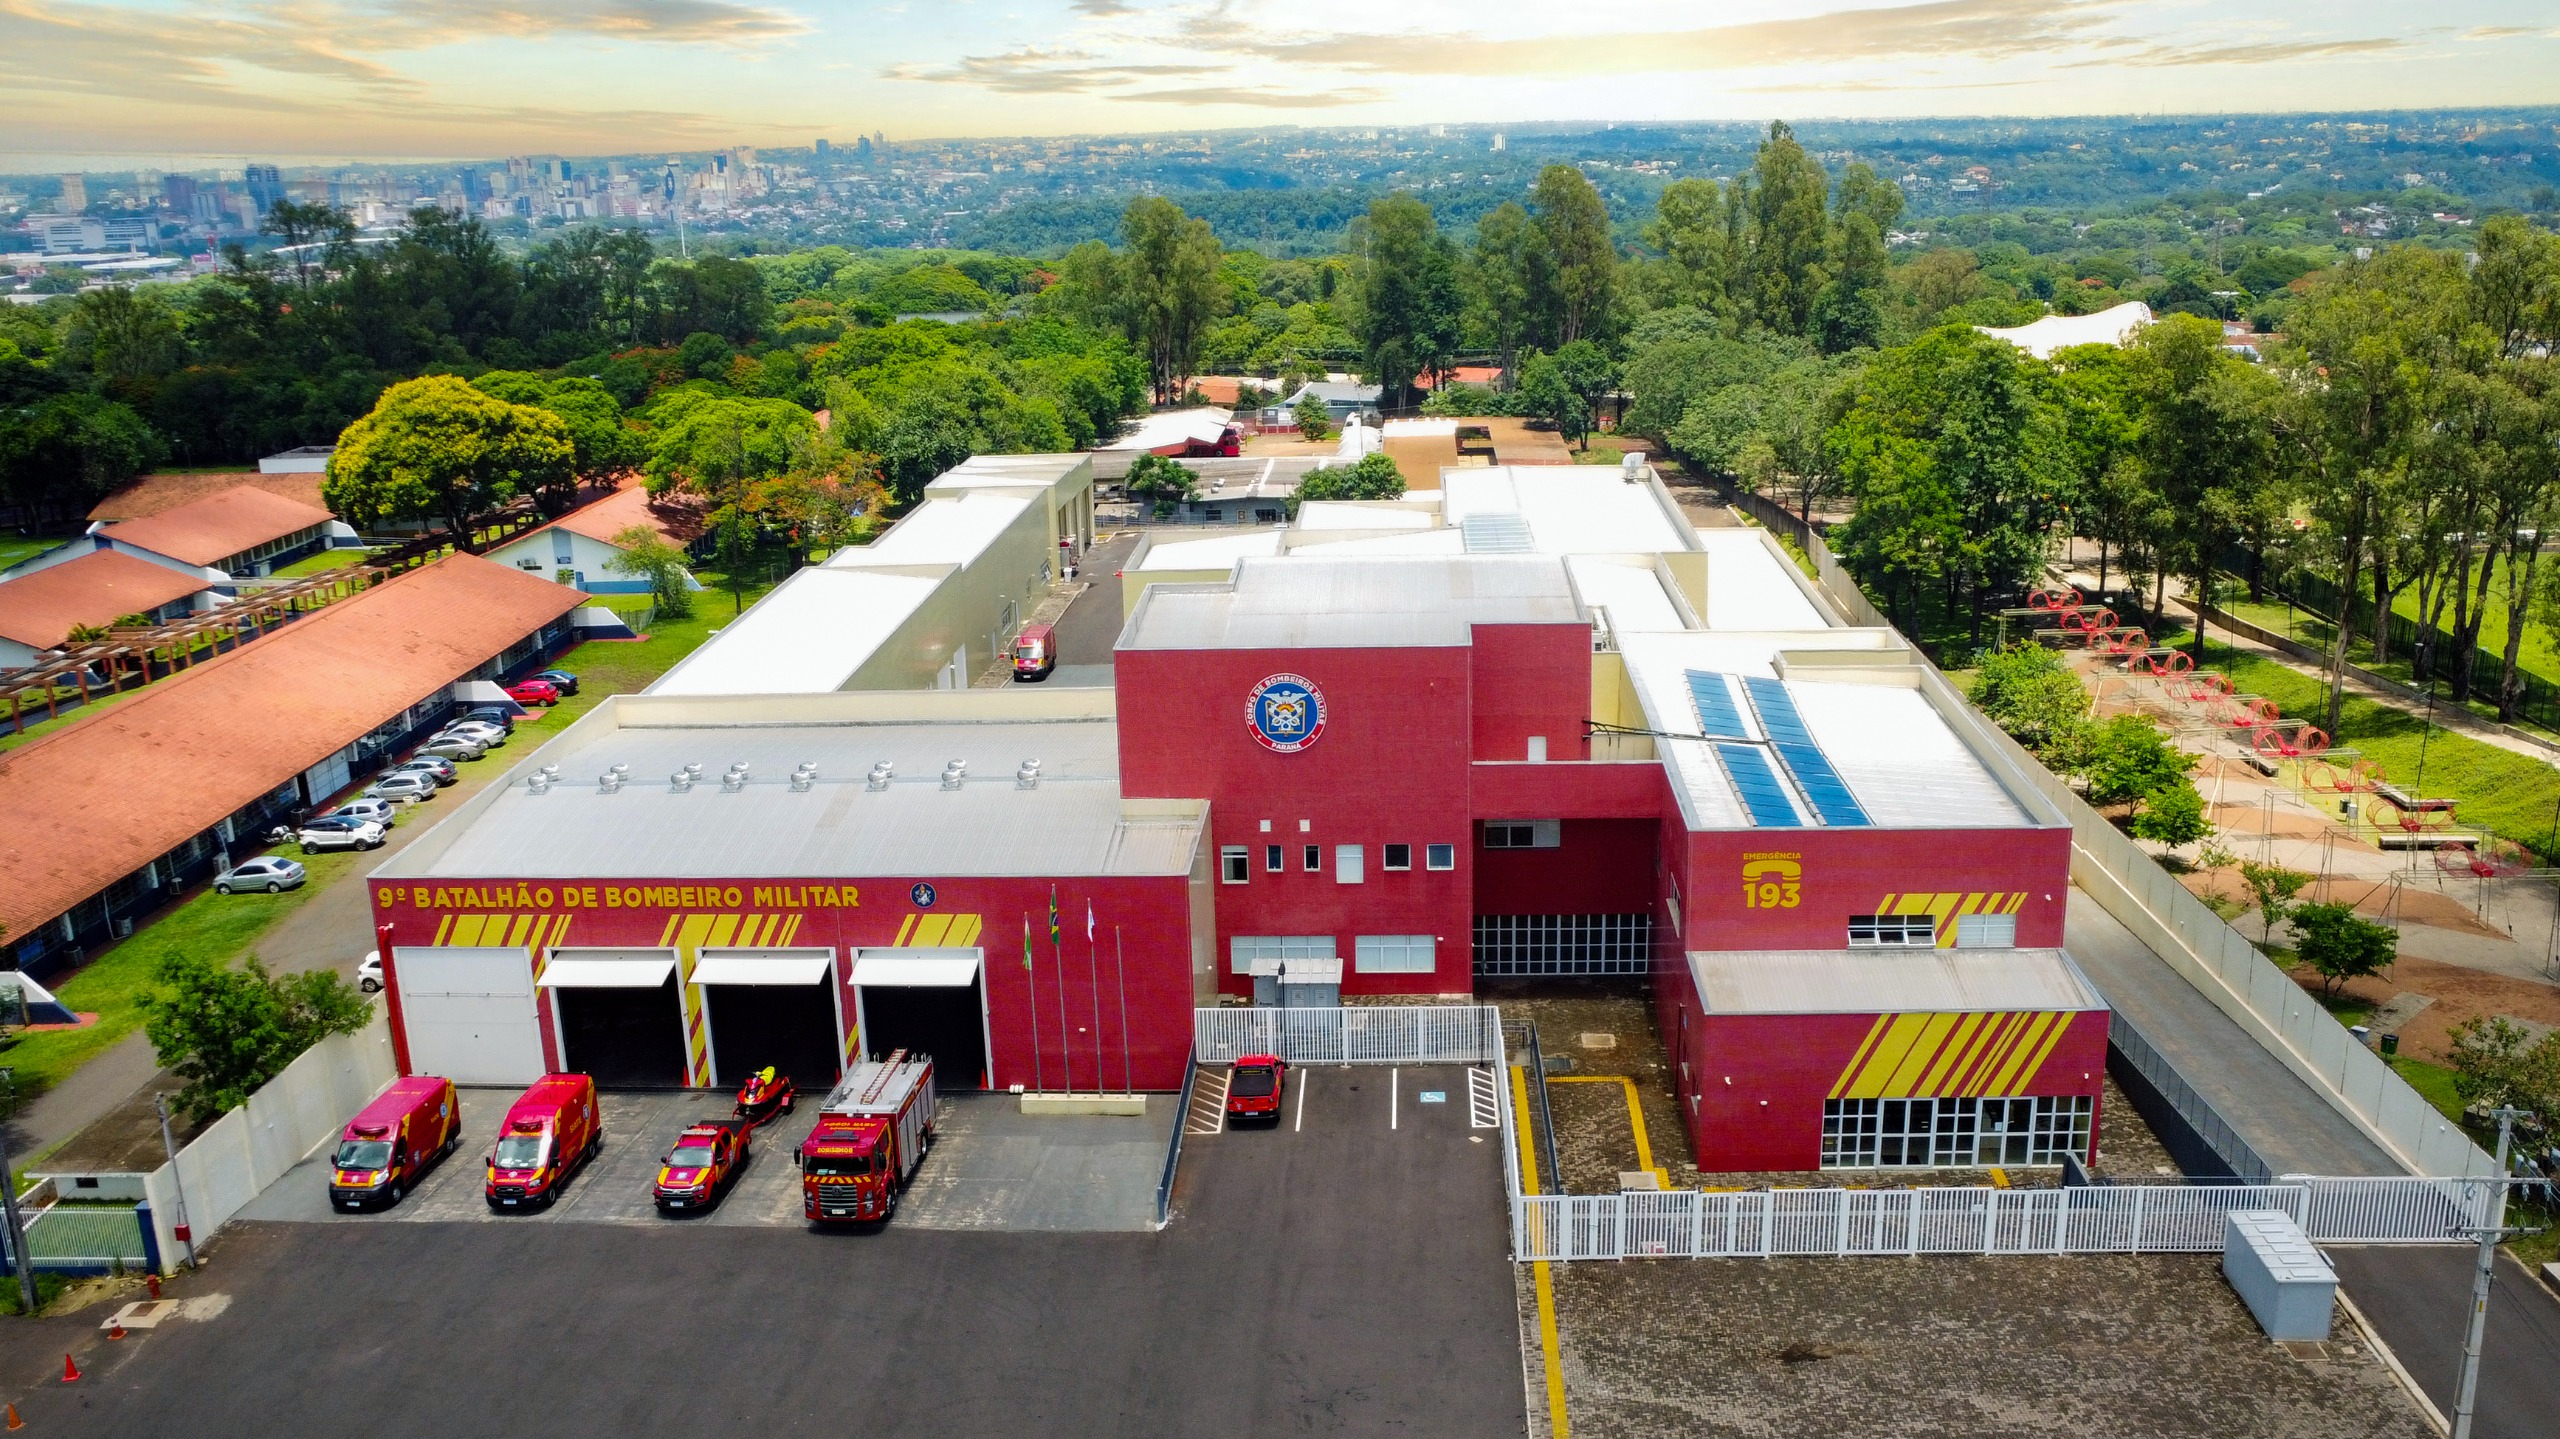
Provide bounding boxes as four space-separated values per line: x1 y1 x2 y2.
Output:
654 1118 752 1213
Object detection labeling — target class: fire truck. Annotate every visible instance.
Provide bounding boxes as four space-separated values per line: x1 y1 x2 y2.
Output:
794 1051 936 1224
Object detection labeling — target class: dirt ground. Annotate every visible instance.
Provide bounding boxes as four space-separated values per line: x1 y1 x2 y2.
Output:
2305 952 2560 1063
1520 1252 2431 1439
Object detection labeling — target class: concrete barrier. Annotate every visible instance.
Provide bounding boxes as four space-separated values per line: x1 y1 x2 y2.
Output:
139 1016 397 1273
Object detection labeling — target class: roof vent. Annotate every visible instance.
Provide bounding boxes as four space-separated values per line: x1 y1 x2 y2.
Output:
527 773 551 795
941 760 968 790
867 761 894 792
1621 451 1646 483
1015 759 1041 790
610 763 630 778
597 770 624 794
790 762 817 793
722 762 750 793
541 764 560 779
685 763 704 779
669 770 694 793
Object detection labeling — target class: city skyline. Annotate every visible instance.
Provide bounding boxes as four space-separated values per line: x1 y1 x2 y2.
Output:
1 0 2556 166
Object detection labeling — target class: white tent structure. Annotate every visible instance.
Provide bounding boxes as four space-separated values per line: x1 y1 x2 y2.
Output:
1976 301 2154 360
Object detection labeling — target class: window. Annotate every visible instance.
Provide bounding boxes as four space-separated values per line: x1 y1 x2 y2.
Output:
1472 914 1651 976
1820 1096 2094 1168
1303 845 1321 872
1426 843 1456 871
1382 844 1411 871
1265 845 1283 873
1220 846 1250 884
1230 934 1336 974
1203 507 1224 521
1335 845 1364 883
1955 913 2018 949
1355 935 1436 974
1482 820 1561 849
1848 914 1938 947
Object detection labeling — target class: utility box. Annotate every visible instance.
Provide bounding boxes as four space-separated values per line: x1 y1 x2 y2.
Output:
1279 955 1342 1009
1247 958 1283 1008
2222 1209 2336 1342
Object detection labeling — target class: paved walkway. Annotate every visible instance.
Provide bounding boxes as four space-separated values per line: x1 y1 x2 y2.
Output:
2329 1245 2560 1439
2065 889 2400 1178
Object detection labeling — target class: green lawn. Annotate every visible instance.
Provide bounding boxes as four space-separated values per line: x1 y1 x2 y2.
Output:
266 547 377 579
2169 637 2560 858
0 537 67 570
0 844 375 1120
2387 1055 2465 1125
2216 569 2560 736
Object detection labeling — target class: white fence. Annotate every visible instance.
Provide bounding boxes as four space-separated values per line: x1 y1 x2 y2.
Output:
1193 1005 1505 1066
138 1016 398 1273
1513 1176 2490 1262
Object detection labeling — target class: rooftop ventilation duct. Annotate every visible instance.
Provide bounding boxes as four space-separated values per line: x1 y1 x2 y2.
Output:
527 773 551 794
867 761 895 792
790 762 817 793
669 770 694 793
597 770 624 794
722 762 750 793
1015 759 1041 790
941 760 968 790
541 764 561 779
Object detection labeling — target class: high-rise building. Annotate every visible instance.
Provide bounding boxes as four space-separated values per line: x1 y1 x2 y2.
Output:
55 174 87 213
815 138 832 159
244 164 285 217
161 174 199 214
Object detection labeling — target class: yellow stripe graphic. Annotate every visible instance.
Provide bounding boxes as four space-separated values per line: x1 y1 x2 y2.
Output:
948 914 983 946
658 914 680 946
782 914 803 946
893 914 917 945
1893 893 1937 916
2001 1014 2075 1097
432 914 454 945
1881 1013 1962 1095
1985 1012 2059 1096
1839 1015 1929 1099
1830 1016 1893 1100
1914 1013 1987 1097
1947 1014 2020 1097
2004 891 2028 915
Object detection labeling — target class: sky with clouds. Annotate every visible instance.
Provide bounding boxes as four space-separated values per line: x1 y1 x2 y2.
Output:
2 0 2555 165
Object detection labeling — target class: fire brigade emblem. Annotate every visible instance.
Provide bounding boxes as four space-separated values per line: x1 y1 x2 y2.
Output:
1246 673 1326 753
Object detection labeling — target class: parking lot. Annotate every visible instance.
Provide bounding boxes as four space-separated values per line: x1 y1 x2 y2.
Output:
240 1086 1177 1232
7 1060 1524 1438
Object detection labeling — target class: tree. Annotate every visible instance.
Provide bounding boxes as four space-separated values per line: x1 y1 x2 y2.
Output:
2236 860 2314 943
1518 351 1587 447
603 524 696 619
1123 451 1198 514
1345 194 1463 406
1293 392 1331 441
2129 778 2210 851
1745 122 1832 336
2291 902 2398 998
1811 163 1902 354
1115 197 1227 405
0 390 163 522
640 391 816 505
1549 340 1618 451
1296 451 1406 503
324 376 573 541
2084 713 2195 807
707 501 763 615
2126 313 2277 660
142 952 372 1126
260 199 356 291
2444 1016 2560 1116
1966 643 2092 766
1642 178 1740 321
1467 201 1545 384
471 372 644 509
1530 165 1617 347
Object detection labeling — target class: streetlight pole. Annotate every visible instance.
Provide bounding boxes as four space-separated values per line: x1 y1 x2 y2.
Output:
0 1122 38 1317
2414 678 2439 801
2450 1106 2531 1439
155 1093 195 1270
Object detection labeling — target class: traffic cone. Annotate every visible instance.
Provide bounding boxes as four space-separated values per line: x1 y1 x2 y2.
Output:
61 1353 79 1382
7 1401 21 1429
107 1318 125 1340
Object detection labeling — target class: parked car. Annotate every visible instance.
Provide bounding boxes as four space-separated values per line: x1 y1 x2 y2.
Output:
532 669 579 696
504 678 561 706
416 734 488 762
298 816 386 853
366 772 438 805
393 756 457 786
1225 1053 1287 1123
1011 623 1056 682
439 720 508 747
654 1118 752 1213
327 798 401 828
460 706 517 733
214 855 306 894
357 951 384 992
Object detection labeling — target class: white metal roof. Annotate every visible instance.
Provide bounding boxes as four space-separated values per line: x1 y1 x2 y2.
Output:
1693 529 1833 631
1976 301 2154 360
1289 529 1469 557
1616 631 2028 832
1137 530 1284 571
922 453 1089 493
1295 501 1437 532
1567 556 1684 635
404 717 1198 879
1097 408 1232 452
1442 466 1690 556
1120 554 1581 651
832 491 1031 570
1689 948 2105 1015
647 567 943 696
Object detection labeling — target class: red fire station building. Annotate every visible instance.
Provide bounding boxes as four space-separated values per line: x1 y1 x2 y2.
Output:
373 462 2106 1172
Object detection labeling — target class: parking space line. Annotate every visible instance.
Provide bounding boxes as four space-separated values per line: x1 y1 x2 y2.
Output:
1468 1067 1499 1129
1390 1067 1398 1130
1294 1068 1308 1132
1552 1074 1666 1189
1512 1064 1570 1439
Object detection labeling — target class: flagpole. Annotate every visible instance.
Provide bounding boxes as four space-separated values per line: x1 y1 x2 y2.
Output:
1089 908 1104 1099
1024 914 1043 1095
1053 887 1072 1094
1115 925 1133 1097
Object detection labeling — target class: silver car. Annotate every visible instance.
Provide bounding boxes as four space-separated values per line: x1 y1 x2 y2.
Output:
394 756 458 786
438 721 507 748
417 734 488 761
329 798 402 827
298 818 386 853
214 855 306 894
366 773 437 805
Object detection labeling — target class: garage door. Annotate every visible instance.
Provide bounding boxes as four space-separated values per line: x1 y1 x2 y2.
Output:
394 947 545 1084
694 948 842 1090
851 948 987 1090
540 948 686 1088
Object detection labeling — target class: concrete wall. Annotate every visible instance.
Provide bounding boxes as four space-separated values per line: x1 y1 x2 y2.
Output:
138 1015 398 1274
838 500 1071 692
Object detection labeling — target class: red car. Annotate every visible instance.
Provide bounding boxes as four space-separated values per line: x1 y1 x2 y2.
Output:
1225 1054 1286 1123
504 678 561 706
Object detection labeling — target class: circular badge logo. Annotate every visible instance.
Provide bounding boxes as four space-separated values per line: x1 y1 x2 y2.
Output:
1246 673 1327 753
909 882 937 908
